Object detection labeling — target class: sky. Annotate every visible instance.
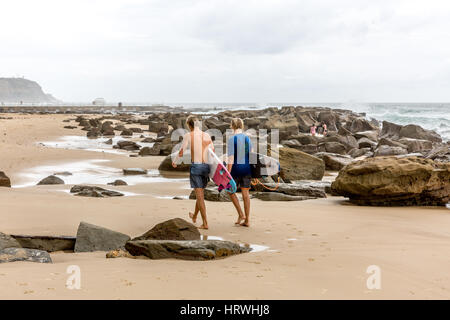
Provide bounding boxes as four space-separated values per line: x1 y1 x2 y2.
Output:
1 0 450 103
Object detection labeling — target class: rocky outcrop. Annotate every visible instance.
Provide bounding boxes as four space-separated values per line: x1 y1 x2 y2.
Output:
0 172 11 187
331 156 450 206
0 78 59 103
0 248 52 264
314 152 353 171
125 239 251 260
133 218 200 241
74 222 131 252
275 147 324 181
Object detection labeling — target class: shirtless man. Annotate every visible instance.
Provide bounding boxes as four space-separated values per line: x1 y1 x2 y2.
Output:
172 115 214 230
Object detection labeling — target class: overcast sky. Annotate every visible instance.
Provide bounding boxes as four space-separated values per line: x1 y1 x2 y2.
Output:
1 0 450 103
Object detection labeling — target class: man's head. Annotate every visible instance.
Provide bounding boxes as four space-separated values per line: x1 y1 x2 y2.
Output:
230 118 244 131
186 115 201 131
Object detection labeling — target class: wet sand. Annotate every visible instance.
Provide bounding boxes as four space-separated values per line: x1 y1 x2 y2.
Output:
0 114 449 299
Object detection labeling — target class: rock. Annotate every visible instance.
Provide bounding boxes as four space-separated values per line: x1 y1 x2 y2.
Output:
104 138 113 145
381 120 403 139
398 138 433 153
0 248 52 264
252 192 314 201
148 121 169 134
106 249 135 259
158 154 191 172
70 185 124 197
107 180 128 186
348 118 377 133
37 175 65 185
289 133 320 145
296 144 319 154
87 128 101 138
357 137 377 149
125 239 251 260
399 124 442 143
53 171 72 176
427 145 450 162
354 131 379 142
323 133 358 151
133 218 200 241
252 182 326 198
331 156 450 206
348 148 372 158
139 143 161 156
141 137 156 143
317 141 347 155
374 145 408 157
0 232 21 250
189 188 231 202
121 129 134 136
0 172 11 187
74 222 131 253
115 140 141 151
314 152 353 170
262 115 299 140
11 235 75 252
123 168 148 175
275 147 325 181
377 137 408 149
64 126 77 129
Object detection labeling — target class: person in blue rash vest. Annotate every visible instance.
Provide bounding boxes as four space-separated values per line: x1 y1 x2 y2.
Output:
227 118 253 227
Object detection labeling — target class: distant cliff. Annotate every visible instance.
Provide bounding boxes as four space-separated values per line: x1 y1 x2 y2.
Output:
0 78 59 103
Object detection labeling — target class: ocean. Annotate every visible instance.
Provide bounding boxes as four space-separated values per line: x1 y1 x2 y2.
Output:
171 102 450 141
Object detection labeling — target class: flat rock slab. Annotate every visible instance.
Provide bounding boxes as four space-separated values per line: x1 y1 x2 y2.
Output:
70 185 124 198
133 218 200 241
252 192 315 201
11 235 76 252
0 248 52 264
252 183 326 198
125 240 252 260
123 168 148 175
74 222 131 252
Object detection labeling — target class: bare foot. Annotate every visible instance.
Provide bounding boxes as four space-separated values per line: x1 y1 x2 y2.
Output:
235 216 245 225
189 212 197 223
198 225 209 230
240 221 250 227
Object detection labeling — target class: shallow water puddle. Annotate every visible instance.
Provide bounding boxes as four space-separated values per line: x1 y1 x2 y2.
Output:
40 135 154 155
14 159 188 188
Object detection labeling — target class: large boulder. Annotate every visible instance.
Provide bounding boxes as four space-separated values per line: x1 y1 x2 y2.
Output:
158 154 190 172
276 147 324 181
262 115 299 140
427 145 450 163
374 145 408 157
139 144 161 156
0 232 21 250
398 138 433 153
0 172 11 187
317 141 347 155
399 124 442 143
0 248 52 264
74 222 131 252
133 218 200 241
331 156 450 206
115 140 141 151
37 175 64 185
348 118 377 133
357 137 377 149
381 121 403 139
125 240 251 260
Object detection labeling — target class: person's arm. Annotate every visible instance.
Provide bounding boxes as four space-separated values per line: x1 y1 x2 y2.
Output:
172 133 189 168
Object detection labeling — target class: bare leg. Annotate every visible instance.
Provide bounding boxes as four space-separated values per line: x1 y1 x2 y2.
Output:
189 201 199 223
194 188 208 229
240 188 251 227
229 192 245 225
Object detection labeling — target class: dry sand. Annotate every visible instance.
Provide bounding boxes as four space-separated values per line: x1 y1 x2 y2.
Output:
0 114 449 299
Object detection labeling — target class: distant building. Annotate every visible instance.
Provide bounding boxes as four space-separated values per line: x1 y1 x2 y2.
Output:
92 98 106 106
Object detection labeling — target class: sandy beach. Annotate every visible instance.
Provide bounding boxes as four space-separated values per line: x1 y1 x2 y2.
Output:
0 114 449 300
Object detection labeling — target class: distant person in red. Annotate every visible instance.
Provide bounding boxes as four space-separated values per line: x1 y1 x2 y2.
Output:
310 124 317 136
322 122 328 136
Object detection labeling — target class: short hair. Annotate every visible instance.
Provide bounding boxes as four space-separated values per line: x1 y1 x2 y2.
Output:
186 115 200 129
230 118 244 130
